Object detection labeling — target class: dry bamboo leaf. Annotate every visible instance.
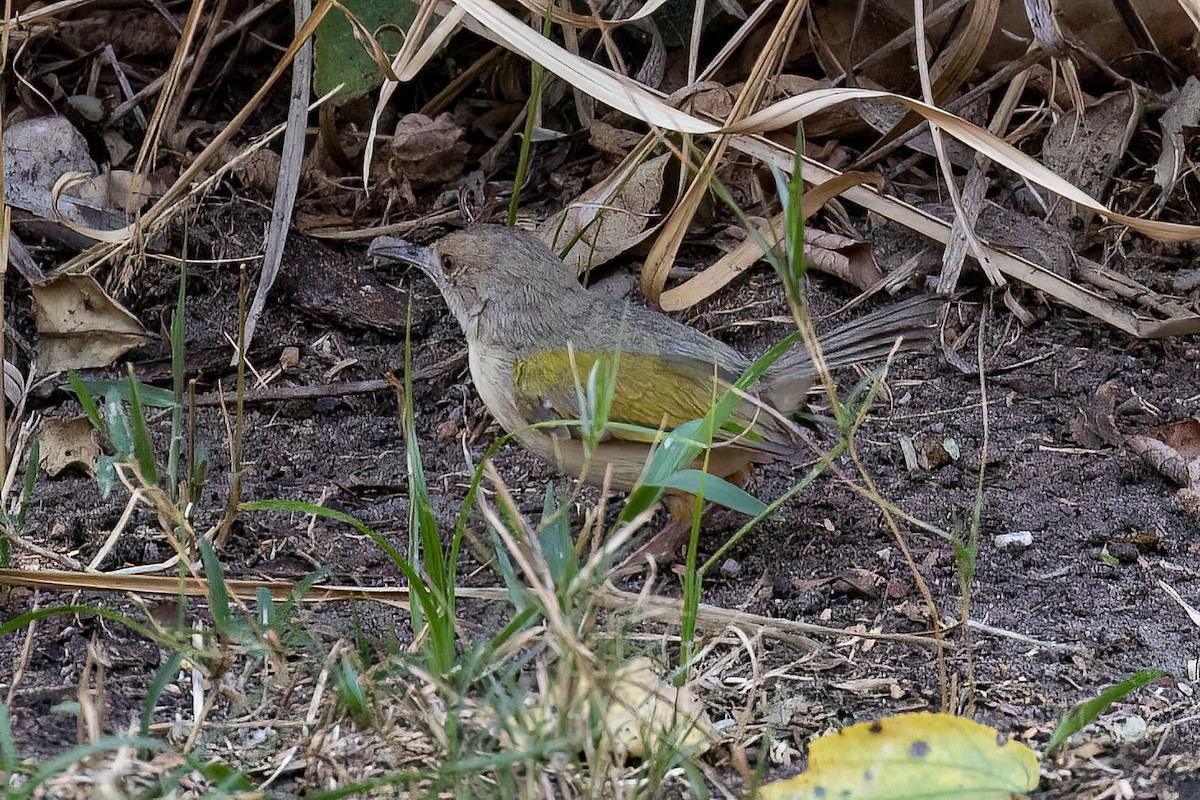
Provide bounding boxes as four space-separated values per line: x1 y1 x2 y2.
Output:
726 88 1200 243
512 0 671 29
730 134 1200 337
436 0 1200 253
659 170 882 310
449 0 718 134
31 274 149 373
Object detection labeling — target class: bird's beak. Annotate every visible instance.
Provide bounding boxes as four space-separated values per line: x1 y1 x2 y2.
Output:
368 237 442 279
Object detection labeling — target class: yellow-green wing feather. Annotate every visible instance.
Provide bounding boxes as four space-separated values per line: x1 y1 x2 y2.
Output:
512 349 795 456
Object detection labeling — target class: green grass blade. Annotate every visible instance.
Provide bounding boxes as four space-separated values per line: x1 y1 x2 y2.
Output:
648 470 768 517
0 698 18 769
126 365 159 486
1047 670 1165 755
140 651 185 738
199 539 232 633
67 370 108 440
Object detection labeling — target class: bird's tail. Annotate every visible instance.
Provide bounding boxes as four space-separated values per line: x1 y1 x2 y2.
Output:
761 294 942 415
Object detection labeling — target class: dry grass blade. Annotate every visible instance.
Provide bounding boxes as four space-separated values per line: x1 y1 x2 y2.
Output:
363 1 470 185
1177 0 1200 29
729 88 1200 243
450 0 719 134
887 0 999 128
55 0 337 275
640 0 812 302
0 0 92 32
912 0 1001 288
239 0 314 361
430 0 1200 312
512 0 670 29
658 170 883 310
595 586 947 651
0 566 510 603
731 133 1200 337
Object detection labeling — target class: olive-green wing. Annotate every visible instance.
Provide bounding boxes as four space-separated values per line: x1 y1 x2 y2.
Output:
512 348 797 456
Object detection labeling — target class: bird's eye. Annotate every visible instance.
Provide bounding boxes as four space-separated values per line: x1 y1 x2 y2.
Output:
442 254 456 273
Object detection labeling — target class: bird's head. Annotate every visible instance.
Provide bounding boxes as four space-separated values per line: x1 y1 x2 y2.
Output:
369 225 585 336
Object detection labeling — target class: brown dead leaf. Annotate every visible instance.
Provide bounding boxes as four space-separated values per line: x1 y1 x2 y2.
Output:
31 275 149 374
539 152 669 274
1069 380 1123 448
805 229 884 290
39 417 101 477
1153 76 1200 215
1041 91 1140 243
1127 419 1200 487
587 120 644 157
373 113 469 205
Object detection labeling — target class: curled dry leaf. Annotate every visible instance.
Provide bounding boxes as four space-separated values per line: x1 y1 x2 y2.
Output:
4 361 24 407
539 153 669 274
1069 380 1122 448
39 417 101 477
31 275 149 374
1153 76 1200 215
1127 419 1200 489
603 656 714 758
3 117 96 218
373 113 469 206
804 229 884 290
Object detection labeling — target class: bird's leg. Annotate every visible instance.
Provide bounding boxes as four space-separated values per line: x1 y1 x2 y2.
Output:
620 492 712 566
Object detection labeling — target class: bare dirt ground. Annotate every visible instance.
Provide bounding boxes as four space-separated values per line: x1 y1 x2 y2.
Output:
3 195 1199 797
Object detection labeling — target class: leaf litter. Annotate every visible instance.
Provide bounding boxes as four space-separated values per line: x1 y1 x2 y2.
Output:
3 0 1200 796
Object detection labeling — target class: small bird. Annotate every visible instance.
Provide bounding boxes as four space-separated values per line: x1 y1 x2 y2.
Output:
370 225 938 556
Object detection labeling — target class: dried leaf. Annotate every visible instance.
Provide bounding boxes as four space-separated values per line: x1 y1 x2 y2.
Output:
539 152 669 274
603 656 714 758
32 275 149 374
1153 76 1200 214
39 417 101 477
1127 419 1200 487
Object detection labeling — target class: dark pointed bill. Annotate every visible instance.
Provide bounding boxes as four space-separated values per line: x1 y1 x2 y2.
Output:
368 237 440 276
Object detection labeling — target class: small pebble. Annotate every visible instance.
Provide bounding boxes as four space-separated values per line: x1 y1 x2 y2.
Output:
994 531 1033 551
720 558 741 577
280 345 301 373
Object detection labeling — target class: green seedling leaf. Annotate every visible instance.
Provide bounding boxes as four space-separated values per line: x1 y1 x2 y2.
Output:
0 699 17 770
538 484 576 585
199 539 232 633
257 587 275 629
1046 669 1165 756
141 652 185 739
489 521 528 612
648 470 768 517
96 455 118 499
67 371 108 439
69 377 176 409
314 0 417 103
760 712 1039 800
126 366 159 486
104 388 133 459
335 652 372 728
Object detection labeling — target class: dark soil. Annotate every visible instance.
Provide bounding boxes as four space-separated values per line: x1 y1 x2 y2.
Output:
3 198 1199 798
